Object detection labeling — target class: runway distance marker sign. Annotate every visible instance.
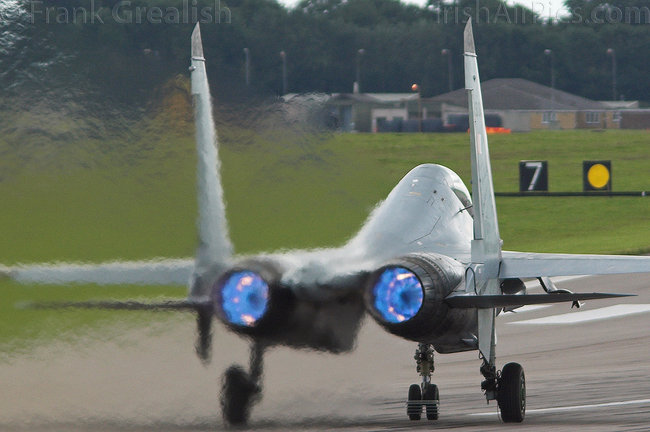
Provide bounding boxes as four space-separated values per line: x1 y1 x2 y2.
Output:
583 160 612 191
519 160 548 192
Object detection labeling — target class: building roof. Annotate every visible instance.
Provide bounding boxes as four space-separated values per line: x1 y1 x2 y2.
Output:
328 92 419 105
429 78 605 111
281 93 331 104
367 93 419 103
598 100 639 109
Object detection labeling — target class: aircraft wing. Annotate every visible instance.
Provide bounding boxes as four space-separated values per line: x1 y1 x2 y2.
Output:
500 251 650 278
445 250 648 309
446 291 633 308
1 259 194 285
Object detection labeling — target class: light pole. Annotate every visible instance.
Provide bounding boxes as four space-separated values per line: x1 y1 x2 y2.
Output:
412 83 422 132
544 49 556 127
544 48 556 128
441 48 453 92
606 48 617 100
280 50 287 95
356 48 365 93
243 47 250 86
543 49 555 91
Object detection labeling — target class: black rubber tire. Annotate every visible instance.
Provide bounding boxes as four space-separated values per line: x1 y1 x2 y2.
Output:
407 384 422 421
497 362 526 423
221 365 259 425
423 383 439 420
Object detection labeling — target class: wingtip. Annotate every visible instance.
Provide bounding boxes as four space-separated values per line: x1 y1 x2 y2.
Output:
191 23 204 58
464 18 475 54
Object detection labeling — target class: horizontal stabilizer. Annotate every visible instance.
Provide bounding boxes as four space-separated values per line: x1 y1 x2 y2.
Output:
4 260 194 285
20 298 209 311
500 251 650 278
445 292 634 309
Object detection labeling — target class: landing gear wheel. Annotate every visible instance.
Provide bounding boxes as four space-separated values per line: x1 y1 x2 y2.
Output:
221 365 260 425
423 383 439 420
497 362 526 423
407 384 422 420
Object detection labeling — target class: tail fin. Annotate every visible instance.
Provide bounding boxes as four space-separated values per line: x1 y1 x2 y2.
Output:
189 23 233 296
464 19 501 271
464 19 500 364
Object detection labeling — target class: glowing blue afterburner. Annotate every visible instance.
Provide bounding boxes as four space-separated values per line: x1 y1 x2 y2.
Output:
220 271 269 327
372 267 423 323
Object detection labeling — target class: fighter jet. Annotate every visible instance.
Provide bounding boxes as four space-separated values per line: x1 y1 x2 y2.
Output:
6 20 650 424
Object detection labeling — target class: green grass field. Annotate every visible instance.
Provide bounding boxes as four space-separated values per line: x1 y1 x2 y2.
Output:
1 128 649 353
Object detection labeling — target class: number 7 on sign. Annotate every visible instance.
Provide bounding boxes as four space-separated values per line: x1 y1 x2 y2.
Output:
518 160 548 192
526 162 543 191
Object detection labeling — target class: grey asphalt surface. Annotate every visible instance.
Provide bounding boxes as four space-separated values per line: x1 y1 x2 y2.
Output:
1 273 649 431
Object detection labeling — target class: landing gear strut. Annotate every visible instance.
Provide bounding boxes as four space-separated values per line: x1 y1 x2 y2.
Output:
406 343 439 421
221 343 265 425
480 358 498 401
194 306 212 364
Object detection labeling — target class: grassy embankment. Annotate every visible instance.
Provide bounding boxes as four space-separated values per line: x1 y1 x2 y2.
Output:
1 127 648 353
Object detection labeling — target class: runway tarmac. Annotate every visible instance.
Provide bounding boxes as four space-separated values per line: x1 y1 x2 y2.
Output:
1 273 649 431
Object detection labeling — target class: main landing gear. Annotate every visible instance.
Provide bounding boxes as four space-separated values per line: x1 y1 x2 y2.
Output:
407 343 439 421
405 345 525 423
480 358 526 423
221 343 265 425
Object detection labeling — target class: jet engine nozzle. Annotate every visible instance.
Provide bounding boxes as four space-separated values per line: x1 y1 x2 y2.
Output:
212 260 294 336
370 267 424 324
218 270 270 327
364 253 464 342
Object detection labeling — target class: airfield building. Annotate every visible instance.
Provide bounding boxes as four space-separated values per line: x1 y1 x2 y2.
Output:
323 78 650 132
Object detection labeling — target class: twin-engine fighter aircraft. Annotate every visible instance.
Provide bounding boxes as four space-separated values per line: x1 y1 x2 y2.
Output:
6 20 650 425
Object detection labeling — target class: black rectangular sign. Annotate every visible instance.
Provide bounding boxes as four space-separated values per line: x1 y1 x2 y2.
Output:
519 160 549 192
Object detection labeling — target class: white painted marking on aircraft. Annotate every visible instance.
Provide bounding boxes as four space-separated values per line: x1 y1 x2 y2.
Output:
510 304 650 325
469 398 650 416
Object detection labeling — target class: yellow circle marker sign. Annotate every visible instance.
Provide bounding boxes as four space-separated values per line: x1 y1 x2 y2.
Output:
587 164 610 189
583 160 612 191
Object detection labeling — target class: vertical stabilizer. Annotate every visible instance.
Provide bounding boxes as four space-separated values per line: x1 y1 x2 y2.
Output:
464 19 501 267
189 23 233 296
464 19 500 364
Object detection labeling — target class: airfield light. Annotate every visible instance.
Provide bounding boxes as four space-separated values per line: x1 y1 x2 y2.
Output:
220 271 269 327
372 267 423 323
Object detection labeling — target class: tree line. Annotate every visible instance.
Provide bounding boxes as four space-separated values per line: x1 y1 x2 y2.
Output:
2 0 649 108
